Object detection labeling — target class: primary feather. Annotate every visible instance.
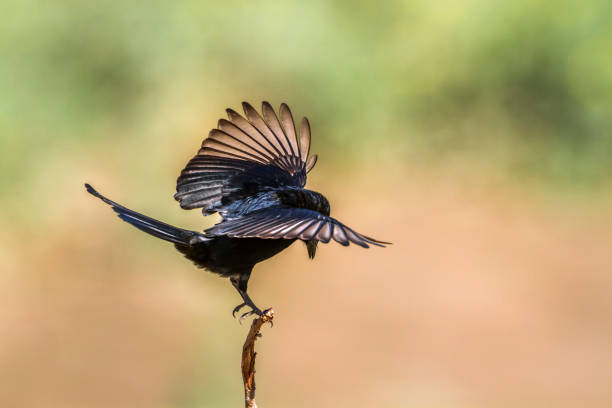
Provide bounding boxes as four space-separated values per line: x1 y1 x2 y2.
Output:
205 207 386 248
175 102 315 215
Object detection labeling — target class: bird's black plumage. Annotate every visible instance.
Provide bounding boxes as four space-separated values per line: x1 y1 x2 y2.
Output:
86 102 387 319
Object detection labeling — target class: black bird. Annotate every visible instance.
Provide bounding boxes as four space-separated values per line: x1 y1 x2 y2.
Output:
86 102 387 319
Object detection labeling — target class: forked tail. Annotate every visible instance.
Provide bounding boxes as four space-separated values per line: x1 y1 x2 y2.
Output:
85 183 205 246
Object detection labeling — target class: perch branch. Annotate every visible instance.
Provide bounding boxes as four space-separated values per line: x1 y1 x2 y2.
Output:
241 308 274 408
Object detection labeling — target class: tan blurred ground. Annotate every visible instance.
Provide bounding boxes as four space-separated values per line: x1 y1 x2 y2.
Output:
1 170 610 408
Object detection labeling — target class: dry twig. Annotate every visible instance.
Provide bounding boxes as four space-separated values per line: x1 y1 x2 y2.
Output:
241 308 274 408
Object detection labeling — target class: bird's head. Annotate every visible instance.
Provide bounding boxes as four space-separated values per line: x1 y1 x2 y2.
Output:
306 239 319 259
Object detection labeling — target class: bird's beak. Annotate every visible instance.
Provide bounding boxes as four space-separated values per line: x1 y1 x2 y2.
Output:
306 239 318 259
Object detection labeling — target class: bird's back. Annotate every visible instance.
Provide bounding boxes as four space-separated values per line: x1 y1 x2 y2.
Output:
220 187 330 220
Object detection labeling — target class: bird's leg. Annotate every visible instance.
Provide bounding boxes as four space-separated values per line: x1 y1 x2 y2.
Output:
230 275 264 321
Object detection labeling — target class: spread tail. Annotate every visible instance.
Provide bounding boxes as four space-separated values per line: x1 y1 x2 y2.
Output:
85 183 205 246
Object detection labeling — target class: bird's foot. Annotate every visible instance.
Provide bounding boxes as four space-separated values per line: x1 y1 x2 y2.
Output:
238 309 258 324
233 305 274 326
232 301 263 324
238 305 263 324
232 302 248 318
239 308 274 327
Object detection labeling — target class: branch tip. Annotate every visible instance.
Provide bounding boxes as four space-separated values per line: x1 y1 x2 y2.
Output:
241 307 274 408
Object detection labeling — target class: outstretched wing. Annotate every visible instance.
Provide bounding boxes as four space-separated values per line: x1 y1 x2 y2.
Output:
175 102 318 214
204 207 388 248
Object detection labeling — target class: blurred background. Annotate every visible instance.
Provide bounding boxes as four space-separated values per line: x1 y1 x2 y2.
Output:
1 1 611 407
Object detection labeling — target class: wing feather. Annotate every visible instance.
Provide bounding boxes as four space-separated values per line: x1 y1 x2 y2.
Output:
279 103 300 159
239 104 287 158
298 117 311 163
205 207 388 248
245 217 288 236
202 140 268 164
280 218 314 239
176 102 317 214
305 154 318 173
207 129 272 162
317 222 333 243
262 102 292 159
299 219 325 240
217 119 276 161
332 224 349 246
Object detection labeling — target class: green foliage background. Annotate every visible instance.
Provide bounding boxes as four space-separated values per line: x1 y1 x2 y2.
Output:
2 0 611 201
